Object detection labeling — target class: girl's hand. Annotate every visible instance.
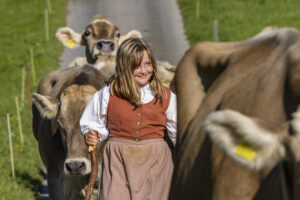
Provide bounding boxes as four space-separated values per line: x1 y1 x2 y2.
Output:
85 130 101 146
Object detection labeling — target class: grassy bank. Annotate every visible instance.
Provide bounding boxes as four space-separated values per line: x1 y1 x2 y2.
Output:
0 0 66 199
177 0 300 45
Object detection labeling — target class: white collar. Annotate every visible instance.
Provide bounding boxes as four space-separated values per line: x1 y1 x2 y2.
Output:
140 84 150 90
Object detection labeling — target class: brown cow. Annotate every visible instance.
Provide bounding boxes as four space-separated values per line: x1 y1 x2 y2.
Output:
56 15 142 67
170 28 300 200
32 65 111 199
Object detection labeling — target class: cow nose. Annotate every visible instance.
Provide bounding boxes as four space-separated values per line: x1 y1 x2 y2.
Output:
96 40 115 51
65 161 86 174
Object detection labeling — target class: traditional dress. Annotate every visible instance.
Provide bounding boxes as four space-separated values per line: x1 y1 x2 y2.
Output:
80 84 177 200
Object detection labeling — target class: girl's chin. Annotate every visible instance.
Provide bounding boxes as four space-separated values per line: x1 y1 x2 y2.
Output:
135 78 150 86
137 81 148 86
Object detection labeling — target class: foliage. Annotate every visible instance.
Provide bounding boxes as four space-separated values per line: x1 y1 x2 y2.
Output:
177 0 300 45
0 0 66 199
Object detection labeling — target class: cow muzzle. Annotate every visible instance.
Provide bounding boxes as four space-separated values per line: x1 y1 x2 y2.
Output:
64 157 91 175
96 40 115 53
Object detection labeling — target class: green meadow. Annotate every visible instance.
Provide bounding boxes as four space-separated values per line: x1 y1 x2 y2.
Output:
177 0 300 45
0 0 66 199
1 0 300 199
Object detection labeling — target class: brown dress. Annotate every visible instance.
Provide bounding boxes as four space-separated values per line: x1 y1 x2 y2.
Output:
98 88 173 200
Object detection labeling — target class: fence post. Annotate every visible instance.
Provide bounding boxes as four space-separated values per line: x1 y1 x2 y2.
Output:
46 0 52 13
21 66 25 108
213 19 219 42
45 9 49 41
15 96 24 147
26 67 31 109
30 47 36 87
196 0 200 20
7 113 15 178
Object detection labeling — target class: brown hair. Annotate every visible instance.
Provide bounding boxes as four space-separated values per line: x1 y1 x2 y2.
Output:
109 38 165 106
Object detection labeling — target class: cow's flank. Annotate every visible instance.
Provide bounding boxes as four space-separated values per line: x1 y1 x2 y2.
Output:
170 28 300 200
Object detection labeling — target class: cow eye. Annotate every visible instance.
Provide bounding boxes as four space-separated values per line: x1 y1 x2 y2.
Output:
84 30 91 37
116 32 120 38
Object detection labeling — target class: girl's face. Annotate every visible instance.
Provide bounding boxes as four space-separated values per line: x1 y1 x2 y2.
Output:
133 51 153 86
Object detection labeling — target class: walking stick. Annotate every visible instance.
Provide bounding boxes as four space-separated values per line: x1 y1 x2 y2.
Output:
85 145 98 200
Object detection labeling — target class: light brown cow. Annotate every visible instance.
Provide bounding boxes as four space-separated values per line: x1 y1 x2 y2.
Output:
32 65 111 199
56 15 176 87
170 28 300 200
56 15 142 69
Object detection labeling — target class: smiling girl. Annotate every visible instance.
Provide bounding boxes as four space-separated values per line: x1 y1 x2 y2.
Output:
80 38 177 200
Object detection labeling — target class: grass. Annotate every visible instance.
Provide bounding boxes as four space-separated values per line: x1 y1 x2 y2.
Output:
177 0 300 45
0 0 66 199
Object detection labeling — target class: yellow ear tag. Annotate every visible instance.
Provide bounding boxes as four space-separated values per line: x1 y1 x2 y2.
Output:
235 142 256 161
88 145 96 152
66 40 75 47
162 82 169 87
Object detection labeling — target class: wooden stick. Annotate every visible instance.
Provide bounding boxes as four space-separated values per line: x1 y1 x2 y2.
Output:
21 66 25 108
15 96 24 146
46 0 52 13
26 67 31 109
84 148 98 200
7 113 15 178
30 47 36 86
45 9 49 41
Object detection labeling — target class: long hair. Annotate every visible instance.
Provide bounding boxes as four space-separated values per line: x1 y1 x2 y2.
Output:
109 38 165 105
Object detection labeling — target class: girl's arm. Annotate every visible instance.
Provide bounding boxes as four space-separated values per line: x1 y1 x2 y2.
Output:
80 86 110 143
166 92 177 146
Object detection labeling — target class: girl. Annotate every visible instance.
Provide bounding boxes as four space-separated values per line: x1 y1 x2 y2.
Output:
80 38 177 200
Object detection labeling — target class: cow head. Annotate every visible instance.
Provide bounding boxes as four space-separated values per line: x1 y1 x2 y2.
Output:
204 110 296 170
56 15 142 64
32 84 98 176
202 29 300 171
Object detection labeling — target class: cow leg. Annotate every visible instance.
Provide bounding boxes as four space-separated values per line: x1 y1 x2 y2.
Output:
47 166 64 200
47 134 66 200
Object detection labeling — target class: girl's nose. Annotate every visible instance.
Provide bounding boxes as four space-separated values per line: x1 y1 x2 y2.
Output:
140 65 146 73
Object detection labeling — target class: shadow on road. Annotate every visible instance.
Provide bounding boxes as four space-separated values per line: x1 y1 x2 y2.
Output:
37 168 49 200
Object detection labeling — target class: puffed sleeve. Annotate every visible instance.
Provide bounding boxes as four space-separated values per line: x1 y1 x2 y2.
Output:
166 91 177 146
80 85 110 142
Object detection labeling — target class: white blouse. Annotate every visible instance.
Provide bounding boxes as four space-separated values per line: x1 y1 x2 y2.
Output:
80 84 177 146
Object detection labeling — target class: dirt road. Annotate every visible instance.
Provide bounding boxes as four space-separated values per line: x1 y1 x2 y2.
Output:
59 0 189 68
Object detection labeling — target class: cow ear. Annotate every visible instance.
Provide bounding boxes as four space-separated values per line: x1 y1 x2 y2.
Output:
119 30 142 46
32 93 59 119
55 27 82 49
204 110 286 170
